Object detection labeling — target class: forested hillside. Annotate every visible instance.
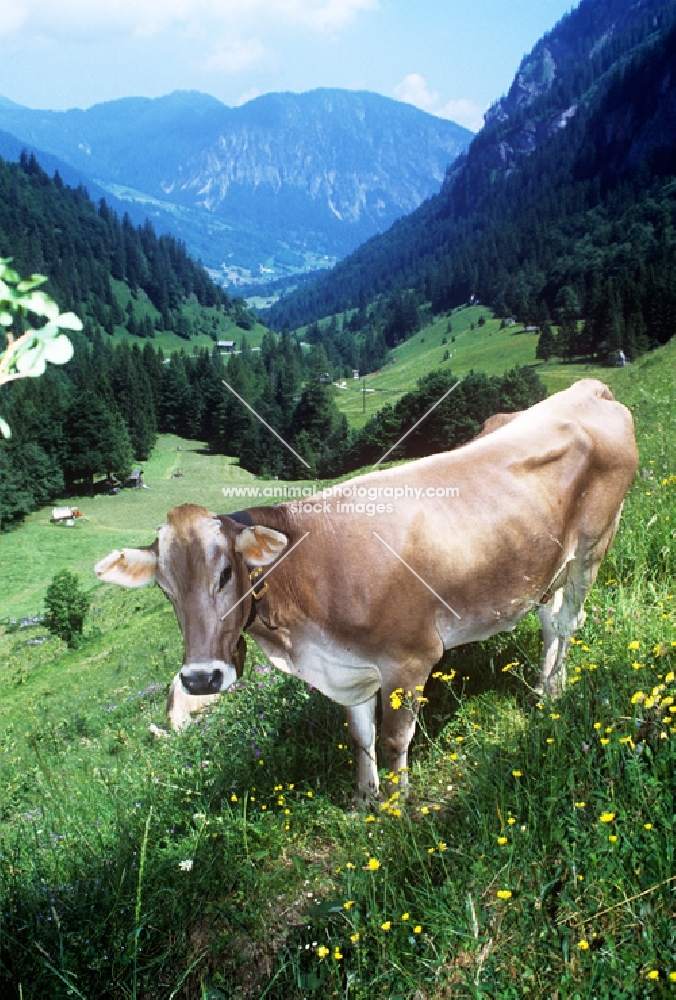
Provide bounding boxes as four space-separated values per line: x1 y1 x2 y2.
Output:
268 0 676 363
0 152 246 527
0 152 229 330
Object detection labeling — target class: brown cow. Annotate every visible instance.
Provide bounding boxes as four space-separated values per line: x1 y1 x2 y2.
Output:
162 409 521 732
95 380 637 799
474 411 520 439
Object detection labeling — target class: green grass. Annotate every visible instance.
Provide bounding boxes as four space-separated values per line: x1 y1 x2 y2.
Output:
104 278 269 355
0 339 674 998
334 305 630 429
0 435 269 620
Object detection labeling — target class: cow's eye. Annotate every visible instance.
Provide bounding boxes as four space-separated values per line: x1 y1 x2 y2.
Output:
218 566 232 590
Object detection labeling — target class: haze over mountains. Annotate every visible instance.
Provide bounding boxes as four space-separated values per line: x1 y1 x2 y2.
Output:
0 89 472 291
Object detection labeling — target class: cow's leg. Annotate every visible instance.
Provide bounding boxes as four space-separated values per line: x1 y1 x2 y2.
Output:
380 699 418 797
537 587 577 696
538 511 624 696
346 696 378 802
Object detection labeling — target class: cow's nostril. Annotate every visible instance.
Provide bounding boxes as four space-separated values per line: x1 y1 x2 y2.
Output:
180 664 230 696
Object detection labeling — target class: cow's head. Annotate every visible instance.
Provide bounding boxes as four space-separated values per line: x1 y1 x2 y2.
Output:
95 504 287 696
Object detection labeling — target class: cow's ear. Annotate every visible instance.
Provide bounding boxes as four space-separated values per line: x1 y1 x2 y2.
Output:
95 547 157 588
235 526 288 566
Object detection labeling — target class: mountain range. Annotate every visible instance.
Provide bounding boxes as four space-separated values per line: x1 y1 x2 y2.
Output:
267 0 676 361
0 89 472 290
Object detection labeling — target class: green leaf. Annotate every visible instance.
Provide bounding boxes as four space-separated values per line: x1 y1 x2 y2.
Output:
15 344 46 378
21 290 59 322
17 274 47 292
56 312 83 332
43 334 74 365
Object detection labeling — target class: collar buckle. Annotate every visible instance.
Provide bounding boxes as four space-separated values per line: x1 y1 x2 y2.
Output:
249 567 269 600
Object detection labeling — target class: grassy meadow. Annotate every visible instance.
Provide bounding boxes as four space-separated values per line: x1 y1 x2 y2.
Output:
0 435 271 621
108 278 269 355
0 338 674 998
331 306 615 430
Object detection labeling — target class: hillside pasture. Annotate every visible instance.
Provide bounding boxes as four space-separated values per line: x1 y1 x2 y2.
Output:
332 305 618 429
107 279 269 355
0 435 279 620
0 341 674 998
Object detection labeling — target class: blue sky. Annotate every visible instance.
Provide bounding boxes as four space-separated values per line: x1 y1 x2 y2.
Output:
0 0 576 130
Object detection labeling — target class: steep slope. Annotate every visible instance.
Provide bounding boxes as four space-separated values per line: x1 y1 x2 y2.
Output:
268 0 676 348
0 89 472 280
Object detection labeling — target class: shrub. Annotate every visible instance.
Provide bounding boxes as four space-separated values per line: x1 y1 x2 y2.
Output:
44 570 90 647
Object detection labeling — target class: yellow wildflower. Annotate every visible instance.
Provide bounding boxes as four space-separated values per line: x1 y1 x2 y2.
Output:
365 857 381 871
512 769 522 777
333 947 343 960
647 970 659 980
317 945 329 958
496 890 512 900
628 640 640 650
599 811 615 823
401 912 410 921
577 940 590 951
343 900 355 911
381 921 391 931
350 932 360 943
497 836 508 845
413 925 422 933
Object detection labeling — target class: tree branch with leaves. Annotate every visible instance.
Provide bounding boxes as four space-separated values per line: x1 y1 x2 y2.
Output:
0 257 81 438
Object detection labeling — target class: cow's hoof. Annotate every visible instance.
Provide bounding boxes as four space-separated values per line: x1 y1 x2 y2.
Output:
349 789 380 813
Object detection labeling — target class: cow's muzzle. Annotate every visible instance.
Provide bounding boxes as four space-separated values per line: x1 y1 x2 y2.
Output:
180 661 237 696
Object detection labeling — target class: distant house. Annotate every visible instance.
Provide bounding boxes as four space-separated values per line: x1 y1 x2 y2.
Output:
128 469 143 488
608 349 627 367
217 340 237 352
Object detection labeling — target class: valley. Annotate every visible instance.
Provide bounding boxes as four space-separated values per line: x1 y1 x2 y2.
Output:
1 0 676 994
